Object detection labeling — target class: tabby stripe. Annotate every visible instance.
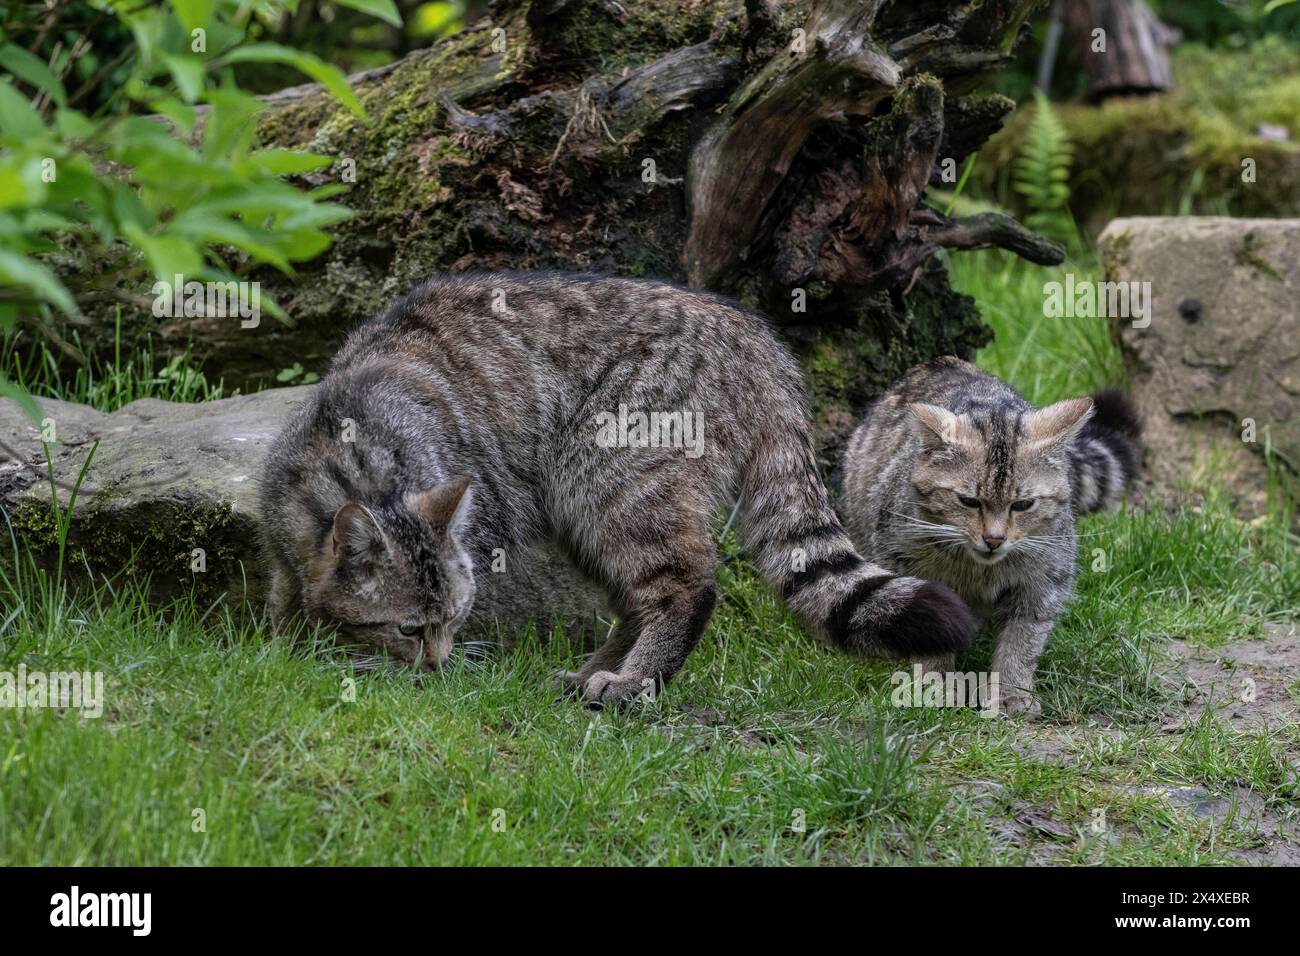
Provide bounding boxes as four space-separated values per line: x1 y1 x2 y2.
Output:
630 561 684 592
783 551 864 598
775 522 846 548
827 575 895 646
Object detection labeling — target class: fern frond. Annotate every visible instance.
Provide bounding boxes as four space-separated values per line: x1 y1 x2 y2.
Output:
1012 90 1075 242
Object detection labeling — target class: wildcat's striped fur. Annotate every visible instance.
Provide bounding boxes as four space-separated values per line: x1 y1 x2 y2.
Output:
259 273 974 704
839 357 1141 715
1068 388 1142 514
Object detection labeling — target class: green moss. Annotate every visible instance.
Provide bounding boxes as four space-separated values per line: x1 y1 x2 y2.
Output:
9 497 61 552
1099 228 1131 279
533 0 735 74
1235 231 1283 281
786 258 991 446
806 337 852 411
972 43 1300 232
255 17 516 230
10 495 250 604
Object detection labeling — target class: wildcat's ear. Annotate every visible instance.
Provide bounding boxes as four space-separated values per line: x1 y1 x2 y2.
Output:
331 502 389 569
407 476 474 539
908 403 976 447
1024 397 1094 449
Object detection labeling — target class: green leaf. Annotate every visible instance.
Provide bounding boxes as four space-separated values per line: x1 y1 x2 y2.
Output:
123 223 205 281
0 374 42 425
215 43 366 120
1012 91 1074 243
239 148 336 175
0 156 47 210
410 2 460 37
250 287 287 323
106 178 154 232
0 248 76 313
163 53 207 103
279 227 332 261
0 43 67 107
54 108 97 140
334 0 403 27
0 79 46 140
22 210 75 232
44 162 114 233
126 9 170 68
168 210 294 273
167 0 217 33
148 96 198 138
198 86 264 159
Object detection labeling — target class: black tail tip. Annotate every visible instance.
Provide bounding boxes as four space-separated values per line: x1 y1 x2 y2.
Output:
1090 388 1142 439
881 581 977 657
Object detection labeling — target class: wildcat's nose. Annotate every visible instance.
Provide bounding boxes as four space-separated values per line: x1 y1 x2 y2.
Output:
982 534 1005 551
418 632 453 671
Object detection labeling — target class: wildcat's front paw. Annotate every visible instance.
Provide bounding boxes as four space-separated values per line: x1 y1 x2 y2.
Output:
580 670 656 707
998 688 1041 718
550 669 585 695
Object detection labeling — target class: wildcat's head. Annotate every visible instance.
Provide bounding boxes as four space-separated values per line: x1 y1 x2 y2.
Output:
906 398 1093 565
302 477 476 670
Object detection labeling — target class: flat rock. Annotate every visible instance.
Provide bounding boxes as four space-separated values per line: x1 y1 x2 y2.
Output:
1099 217 1300 516
0 388 306 605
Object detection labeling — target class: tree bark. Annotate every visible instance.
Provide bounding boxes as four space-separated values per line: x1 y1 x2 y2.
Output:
1063 0 1179 100
79 0 1060 464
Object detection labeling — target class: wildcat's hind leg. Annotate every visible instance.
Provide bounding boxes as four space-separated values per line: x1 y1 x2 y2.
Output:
552 502 718 706
550 617 638 694
582 541 718 706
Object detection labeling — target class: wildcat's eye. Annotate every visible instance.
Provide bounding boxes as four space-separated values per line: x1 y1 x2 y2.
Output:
957 496 981 509
398 623 423 637
1010 499 1036 512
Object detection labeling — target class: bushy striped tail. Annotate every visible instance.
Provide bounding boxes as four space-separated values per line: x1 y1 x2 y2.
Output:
739 418 974 658
1069 388 1142 514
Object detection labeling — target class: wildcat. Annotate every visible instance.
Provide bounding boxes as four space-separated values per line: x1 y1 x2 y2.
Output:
839 356 1141 716
258 273 975 704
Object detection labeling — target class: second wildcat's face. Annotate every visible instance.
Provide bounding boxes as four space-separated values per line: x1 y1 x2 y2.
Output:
907 398 1093 565
301 479 476 670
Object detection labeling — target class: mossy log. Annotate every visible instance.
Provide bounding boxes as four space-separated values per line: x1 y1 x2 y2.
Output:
974 91 1300 238
83 0 1060 464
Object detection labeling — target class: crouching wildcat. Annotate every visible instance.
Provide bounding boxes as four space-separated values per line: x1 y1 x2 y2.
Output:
839 357 1141 716
258 273 976 704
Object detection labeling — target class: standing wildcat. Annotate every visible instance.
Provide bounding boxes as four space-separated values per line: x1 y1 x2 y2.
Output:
839 357 1141 716
259 273 974 704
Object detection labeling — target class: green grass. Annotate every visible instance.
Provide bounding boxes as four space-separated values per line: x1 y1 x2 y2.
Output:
1 254 1297 865
950 248 1124 405
1 485 1296 864
3 315 227 412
